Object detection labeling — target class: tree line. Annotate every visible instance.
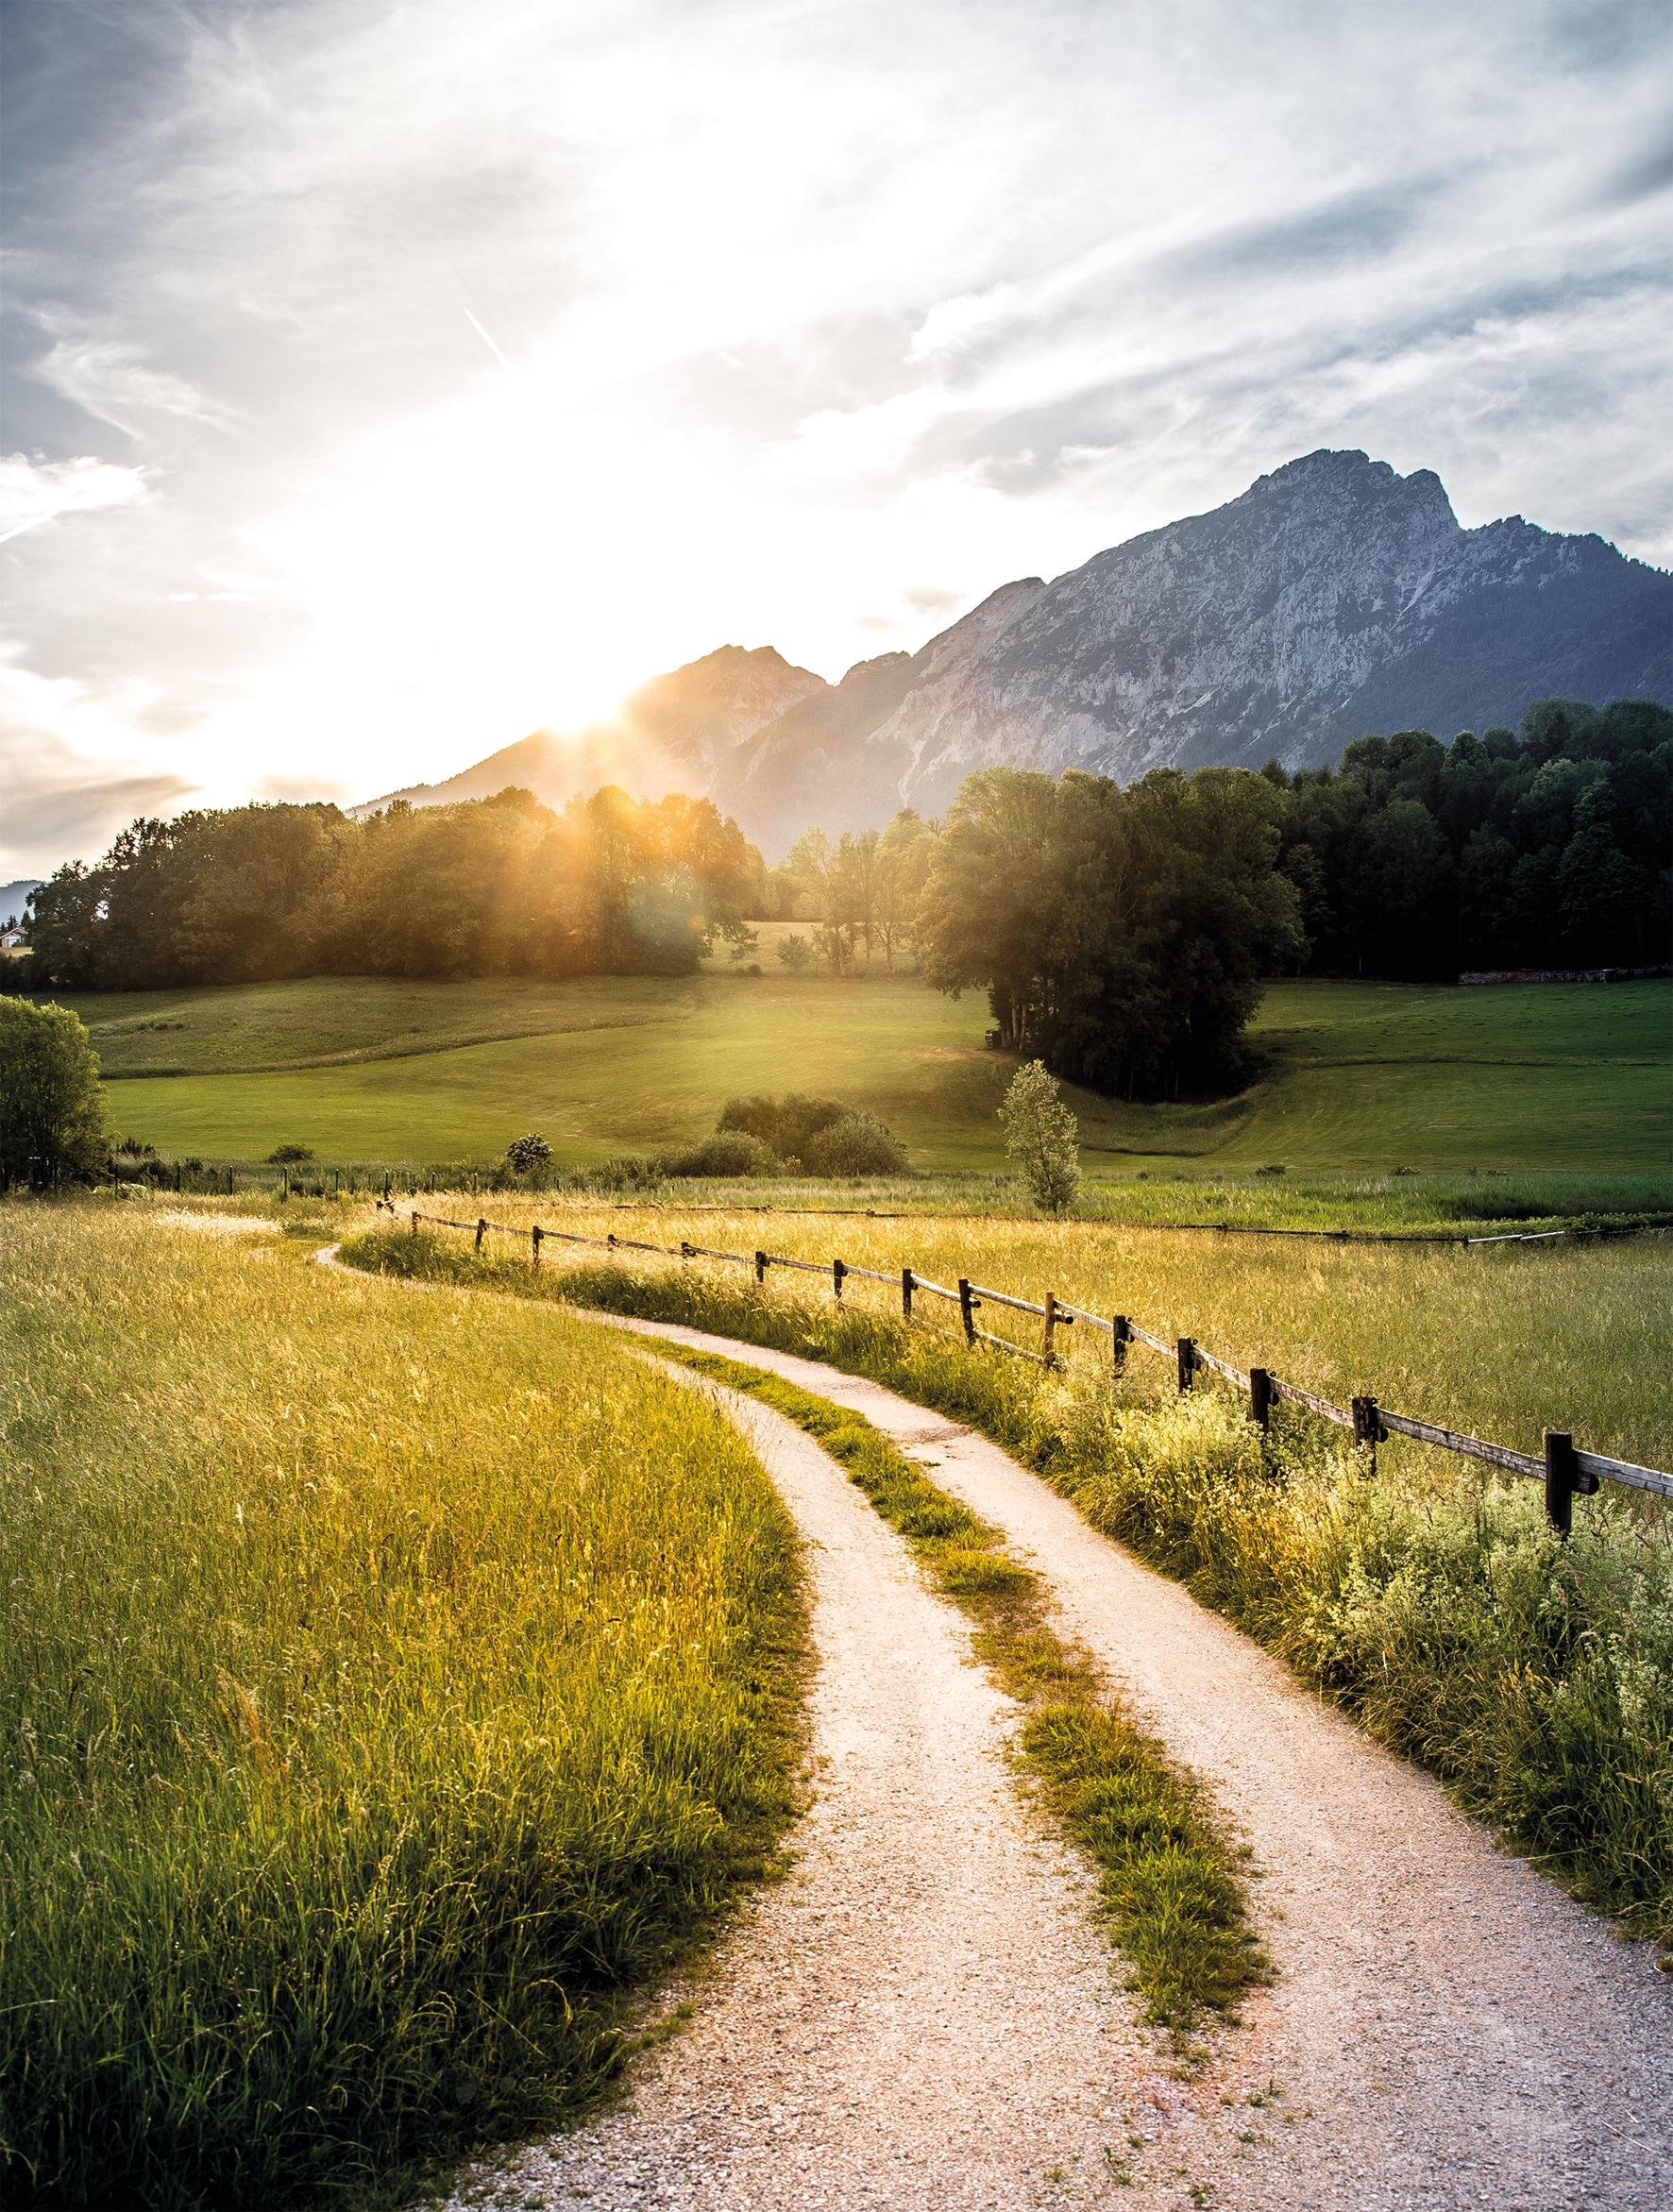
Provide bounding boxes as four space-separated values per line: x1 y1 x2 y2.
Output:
20 786 766 990
1270 697 1670 979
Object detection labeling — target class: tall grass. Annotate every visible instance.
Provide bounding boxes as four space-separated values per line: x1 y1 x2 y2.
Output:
353 1196 1673 1468
0 1204 808 2210
341 1223 1673 1958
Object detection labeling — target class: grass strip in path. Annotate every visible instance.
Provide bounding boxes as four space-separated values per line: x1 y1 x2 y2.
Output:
654 1344 1267 2048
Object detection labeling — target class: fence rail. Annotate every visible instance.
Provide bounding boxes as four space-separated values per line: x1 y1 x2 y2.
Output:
376 1202 1671 1528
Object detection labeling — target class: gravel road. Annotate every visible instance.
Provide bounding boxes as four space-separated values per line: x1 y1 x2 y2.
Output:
457 1309 1672 2212
323 1252 1673 2212
443 1375 1188 2210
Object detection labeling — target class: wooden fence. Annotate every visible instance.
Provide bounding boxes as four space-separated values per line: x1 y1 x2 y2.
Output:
374 1202 1673 1533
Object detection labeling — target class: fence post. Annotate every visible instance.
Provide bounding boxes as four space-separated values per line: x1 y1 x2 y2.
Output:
532 1224 543 1270
475 1218 486 1252
1112 1315 1129 1376
1353 1394 1386 1476
410 1209 418 1237
1544 1428 1576 1539
902 1267 914 1318
1249 1366 1271 1429
384 1174 392 1203
681 1241 697 1258
755 1249 768 1284
958 1278 979 1345
1176 1336 1195 1392
833 1258 846 1301
1042 1293 1058 1366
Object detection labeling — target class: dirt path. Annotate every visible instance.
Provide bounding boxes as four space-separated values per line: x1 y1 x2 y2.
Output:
314 1257 1670 2209
535 1311 1673 2212
445 1373 1182 2210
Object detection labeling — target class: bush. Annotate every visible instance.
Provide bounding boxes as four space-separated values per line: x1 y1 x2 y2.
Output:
775 934 816 974
718 1092 844 1157
656 1131 781 1179
801 1110 908 1177
267 1143 314 1164
714 1093 907 1179
0 996 113 1187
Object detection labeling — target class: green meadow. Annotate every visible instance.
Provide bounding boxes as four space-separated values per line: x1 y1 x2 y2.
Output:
0 1204 808 2210
55 972 1673 1175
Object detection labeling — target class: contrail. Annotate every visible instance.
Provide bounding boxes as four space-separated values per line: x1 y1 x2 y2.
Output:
0 511 71 546
463 306 515 373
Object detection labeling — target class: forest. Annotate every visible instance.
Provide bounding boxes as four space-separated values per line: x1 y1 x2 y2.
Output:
1272 696 1670 978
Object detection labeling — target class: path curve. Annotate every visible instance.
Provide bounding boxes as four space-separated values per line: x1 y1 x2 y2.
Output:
446 1373 1174 2210
312 1258 1672 2208
566 1310 1673 2212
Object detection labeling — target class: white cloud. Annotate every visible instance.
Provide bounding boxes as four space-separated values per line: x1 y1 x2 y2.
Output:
35 336 240 438
0 453 149 546
0 0 1665 862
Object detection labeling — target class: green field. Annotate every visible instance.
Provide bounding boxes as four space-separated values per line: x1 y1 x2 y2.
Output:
0 1205 807 2209
53 972 1673 1175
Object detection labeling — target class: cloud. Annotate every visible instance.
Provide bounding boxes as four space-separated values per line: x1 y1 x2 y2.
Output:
0 650 196 875
0 452 148 545
0 0 1665 839
34 334 240 439
0 759 194 876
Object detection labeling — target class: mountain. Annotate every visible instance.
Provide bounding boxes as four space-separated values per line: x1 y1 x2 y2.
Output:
837 449 1672 823
1 879 42 927
362 451 1671 853
352 645 824 819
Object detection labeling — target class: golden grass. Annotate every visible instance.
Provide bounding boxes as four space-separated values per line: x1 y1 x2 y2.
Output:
0 1197 808 2211
371 1193 1673 1471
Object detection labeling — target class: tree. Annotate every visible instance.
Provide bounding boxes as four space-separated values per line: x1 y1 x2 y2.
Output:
916 765 1301 1097
999 1060 1080 1215
873 808 936 971
0 997 113 1187
504 1132 552 1172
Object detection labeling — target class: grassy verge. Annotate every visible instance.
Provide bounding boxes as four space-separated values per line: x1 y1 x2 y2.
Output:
0 1204 810 2211
658 1347 1264 2044
339 1224 1673 1960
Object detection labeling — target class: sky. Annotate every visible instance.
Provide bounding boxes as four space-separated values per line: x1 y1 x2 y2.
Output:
2 0 1669 880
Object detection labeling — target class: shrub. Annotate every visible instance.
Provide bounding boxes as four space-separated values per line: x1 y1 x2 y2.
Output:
999 1060 1081 1214
714 1093 907 1179
267 1142 314 1164
775 934 816 974
718 1092 846 1157
655 1131 781 1179
801 1110 908 1177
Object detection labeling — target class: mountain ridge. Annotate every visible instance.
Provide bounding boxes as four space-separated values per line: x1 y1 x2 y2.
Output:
356 450 1671 854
